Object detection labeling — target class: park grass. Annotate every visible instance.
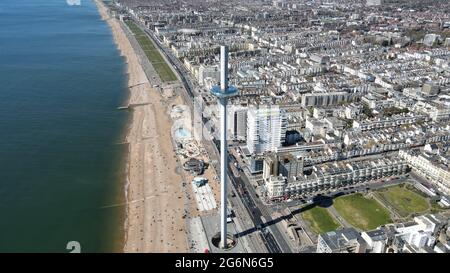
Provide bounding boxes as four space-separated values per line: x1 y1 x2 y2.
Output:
125 21 178 82
376 184 429 217
302 206 340 234
333 193 392 231
430 200 447 214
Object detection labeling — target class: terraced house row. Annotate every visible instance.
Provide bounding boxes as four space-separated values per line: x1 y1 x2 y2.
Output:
265 155 408 200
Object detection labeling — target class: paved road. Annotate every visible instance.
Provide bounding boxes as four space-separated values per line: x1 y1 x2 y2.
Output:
214 141 286 253
230 173 282 253
143 28 196 101
228 190 268 253
226 154 291 253
197 132 289 253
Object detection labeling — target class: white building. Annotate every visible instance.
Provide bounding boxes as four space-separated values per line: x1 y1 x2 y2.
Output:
399 150 450 195
361 229 388 253
429 106 450 122
265 156 408 200
247 106 287 154
301 92 352 107
394 215 441 250
265 175 286 199
305 118 331 136
344 104 363 119
198 64 220 86
366 0 382 6
352 114 427 131
423 34 441 47
317 228 366 253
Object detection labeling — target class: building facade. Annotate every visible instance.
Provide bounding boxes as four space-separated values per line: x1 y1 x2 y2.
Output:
247 105 287 154
229 105 248 141
265 155 408 200
317 228 367 253
399 150 450 195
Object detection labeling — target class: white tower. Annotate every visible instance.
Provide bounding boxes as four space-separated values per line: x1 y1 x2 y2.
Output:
210 46 238 248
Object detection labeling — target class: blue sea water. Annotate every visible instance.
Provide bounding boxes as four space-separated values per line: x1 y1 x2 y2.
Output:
0 0 128 252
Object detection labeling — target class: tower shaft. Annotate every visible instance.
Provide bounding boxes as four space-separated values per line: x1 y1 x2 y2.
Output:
220 45 228 249
219 97 227 249
210 45 238 249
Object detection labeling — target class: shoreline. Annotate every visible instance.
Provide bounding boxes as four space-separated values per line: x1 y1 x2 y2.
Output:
94 0 130 253
95 0 188 252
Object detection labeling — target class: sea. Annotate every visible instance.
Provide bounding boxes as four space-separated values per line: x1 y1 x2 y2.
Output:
0 0 128 252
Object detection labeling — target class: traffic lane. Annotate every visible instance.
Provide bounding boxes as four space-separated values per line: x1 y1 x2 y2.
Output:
143 28 196 98
236 168 292 253
231 180 278 252
264 231 282 253
228 188 269 253
204 139 272 251
230 173 263 226
229 168 284 253
230 167 291 253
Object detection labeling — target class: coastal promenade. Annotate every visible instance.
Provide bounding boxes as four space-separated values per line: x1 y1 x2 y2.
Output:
95 0 187 252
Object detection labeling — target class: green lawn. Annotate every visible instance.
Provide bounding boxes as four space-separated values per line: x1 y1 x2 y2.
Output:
376 185 429 217
302 206 340 234
430 200 447 214
125 21 177 82
333 194 392 231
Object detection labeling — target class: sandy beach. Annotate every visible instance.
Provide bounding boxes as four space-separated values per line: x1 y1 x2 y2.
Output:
95 0 188 252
